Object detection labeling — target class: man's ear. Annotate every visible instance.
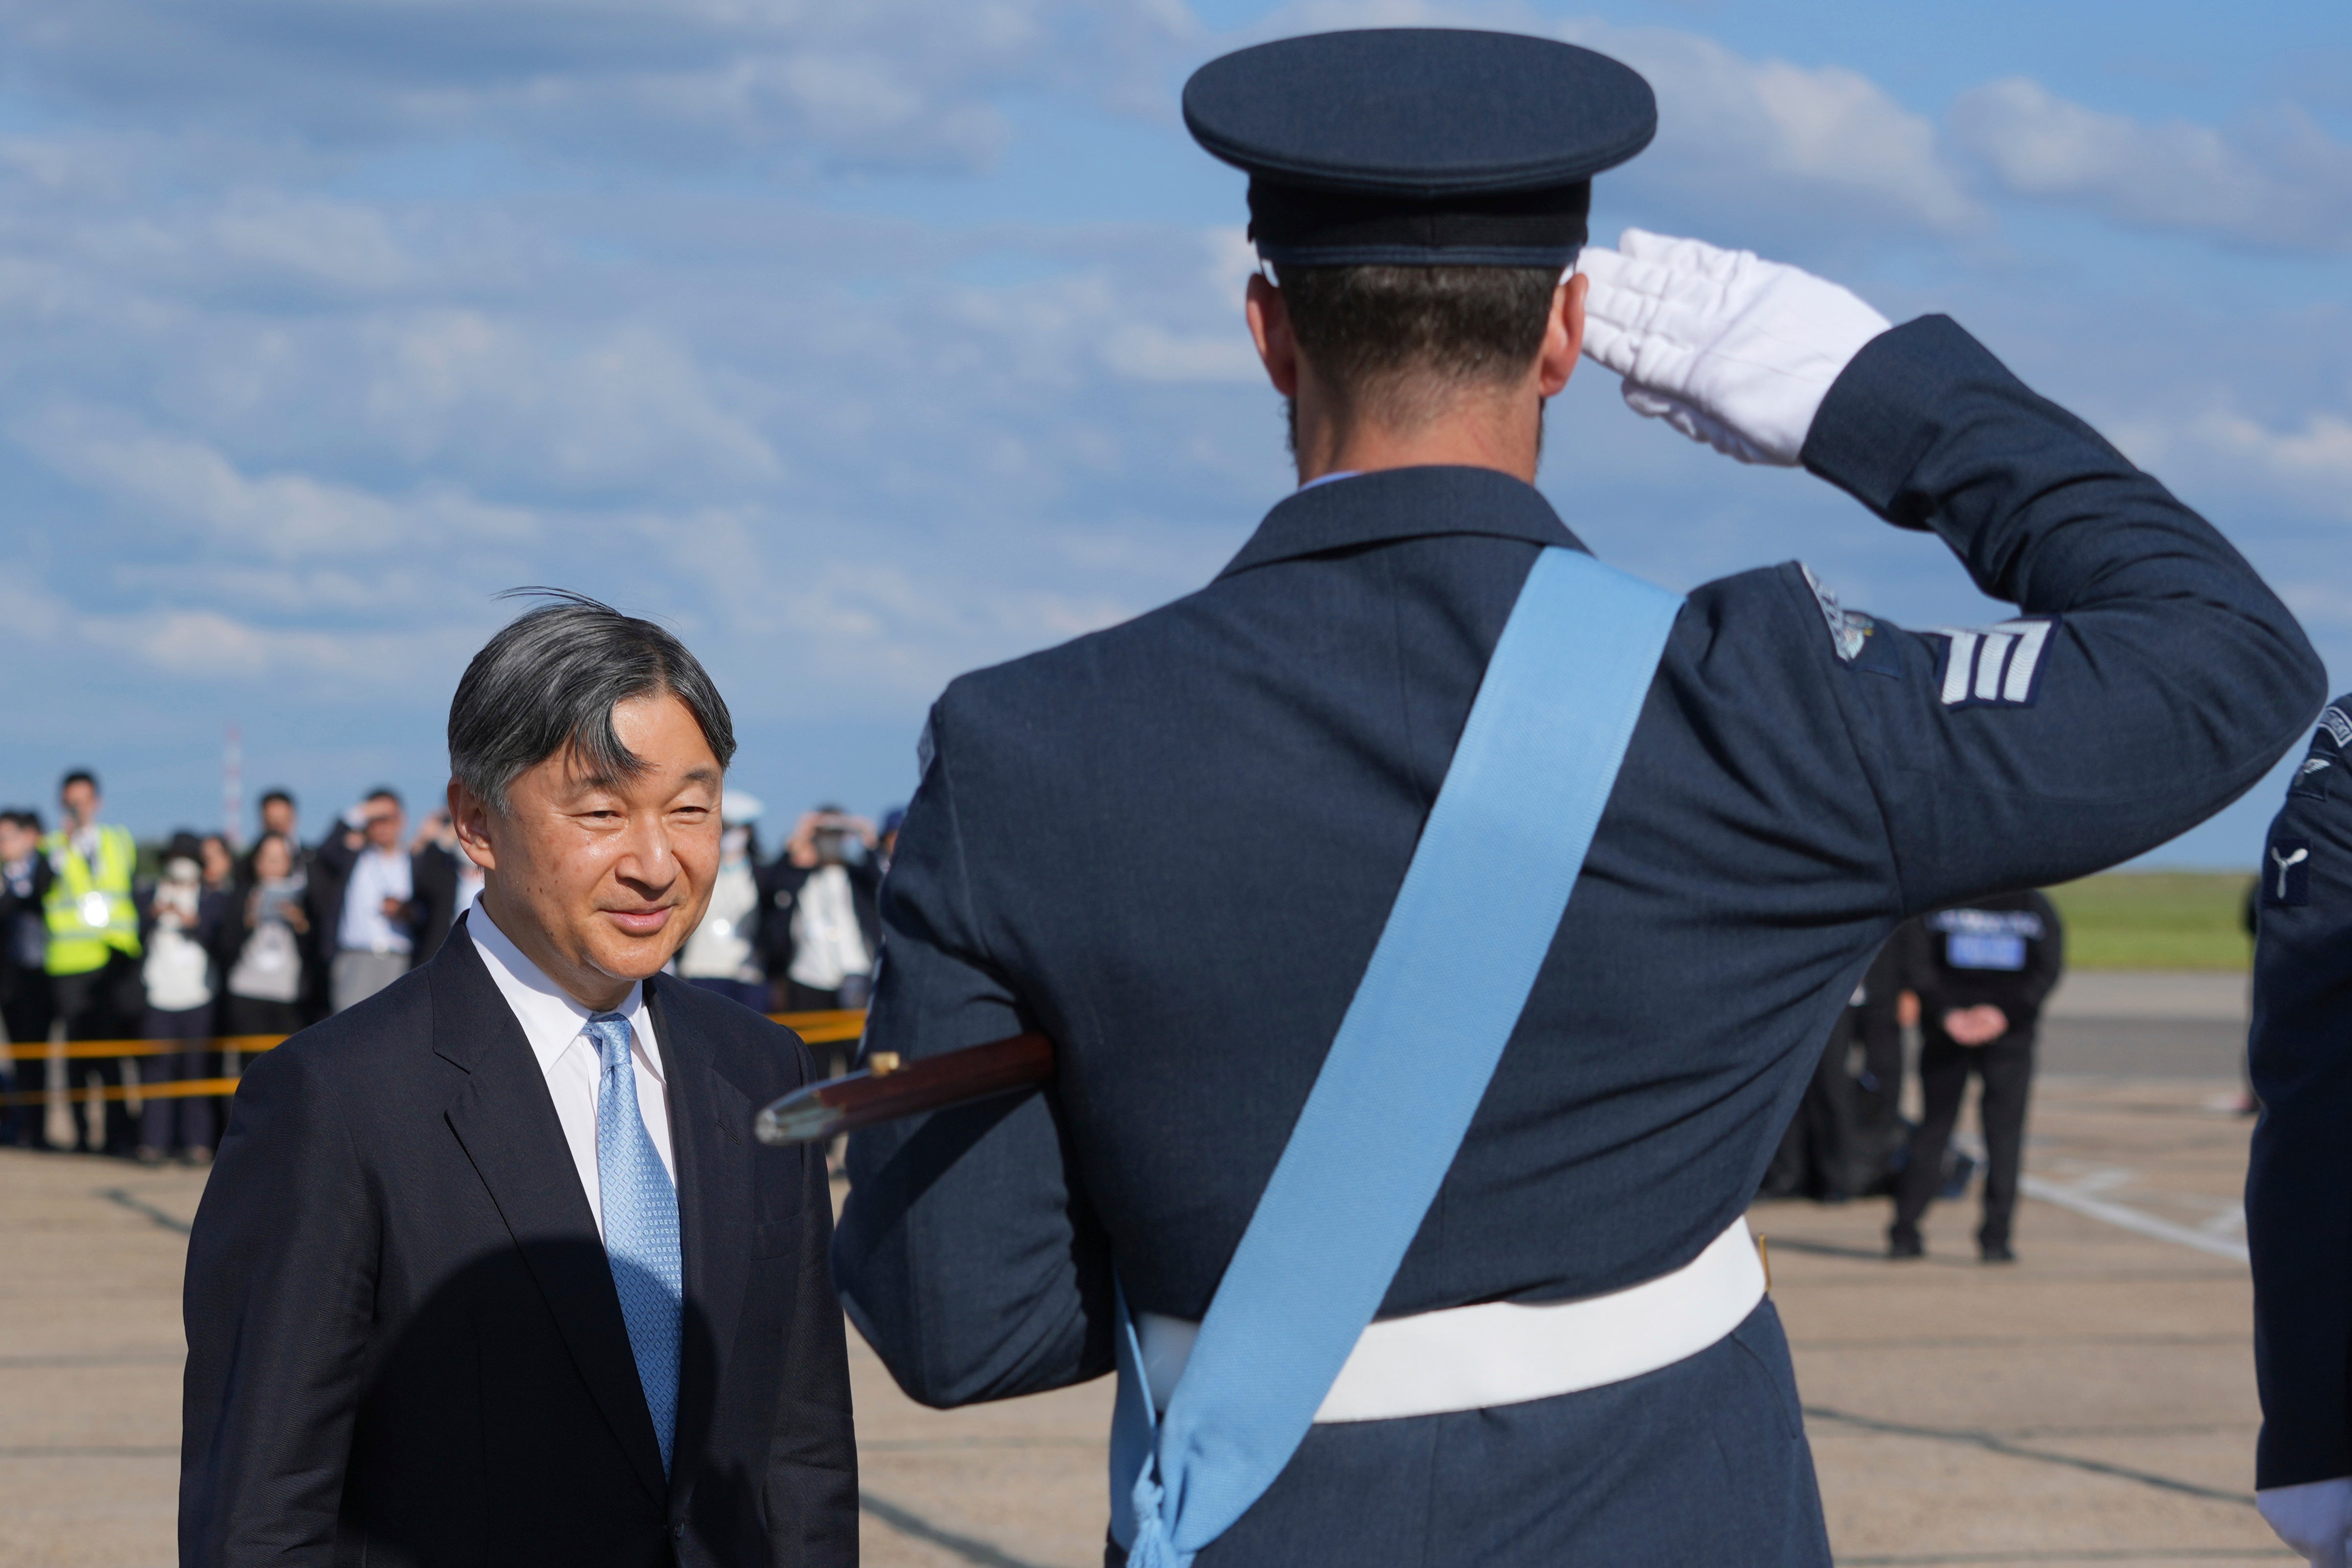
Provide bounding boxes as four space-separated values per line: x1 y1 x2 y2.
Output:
447 777 497 872
1246 272 1300 398
1537 272 1585 399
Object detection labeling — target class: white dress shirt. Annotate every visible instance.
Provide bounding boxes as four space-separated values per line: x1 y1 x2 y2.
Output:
468 907 676 1238
787 864 871 990
339 846 415 954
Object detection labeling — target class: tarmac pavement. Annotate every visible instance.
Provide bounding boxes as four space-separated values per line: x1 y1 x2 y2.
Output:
0 974 2295 1567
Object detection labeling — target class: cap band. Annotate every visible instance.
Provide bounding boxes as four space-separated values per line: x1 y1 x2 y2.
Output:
1248 179 1590 269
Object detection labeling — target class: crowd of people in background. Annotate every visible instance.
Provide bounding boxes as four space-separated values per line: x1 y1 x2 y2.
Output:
0 761 2074 1256
0 768 903 1166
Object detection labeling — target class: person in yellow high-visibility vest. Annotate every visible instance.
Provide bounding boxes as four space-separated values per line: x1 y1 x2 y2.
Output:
39 770 143 1154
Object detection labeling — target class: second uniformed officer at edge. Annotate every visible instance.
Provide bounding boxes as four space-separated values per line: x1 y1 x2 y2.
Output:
836 30 2325 1567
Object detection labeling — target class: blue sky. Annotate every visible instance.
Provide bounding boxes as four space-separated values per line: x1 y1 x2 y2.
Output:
1 0 2345 869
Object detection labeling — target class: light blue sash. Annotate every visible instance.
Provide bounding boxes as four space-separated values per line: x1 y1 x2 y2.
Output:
1110 546 1683 1567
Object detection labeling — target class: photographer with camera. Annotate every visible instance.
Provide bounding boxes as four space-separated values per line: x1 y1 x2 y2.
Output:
766 805 881 1063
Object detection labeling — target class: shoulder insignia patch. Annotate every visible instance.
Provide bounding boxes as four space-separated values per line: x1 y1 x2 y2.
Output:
1927 618 2059 708
1798 564 1902 678
2293 703 2349 800
2293 754 2335 801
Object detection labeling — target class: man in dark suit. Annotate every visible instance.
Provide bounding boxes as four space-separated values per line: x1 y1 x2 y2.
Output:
1888 891 2065 1262
183 593 857 1568
833 30 2323 1567
2246 695 2352 1568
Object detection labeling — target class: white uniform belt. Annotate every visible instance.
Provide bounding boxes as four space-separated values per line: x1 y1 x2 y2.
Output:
1138 1216 1766 1425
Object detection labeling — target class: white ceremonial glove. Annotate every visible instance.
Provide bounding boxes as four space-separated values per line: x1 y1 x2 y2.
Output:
2261 1477 2352 1568
1578 229 1893 467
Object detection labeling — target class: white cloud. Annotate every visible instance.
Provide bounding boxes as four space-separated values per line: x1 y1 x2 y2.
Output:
0 0 1196 172
1242 2 1982 237
1101 322 1261 383
1950 78 2352 252
2105 399 2352 528
15 405 540 559
1563 21 1981 236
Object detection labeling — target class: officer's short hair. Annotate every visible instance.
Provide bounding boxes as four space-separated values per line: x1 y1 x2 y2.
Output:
1280 264 1559 422
449 589 736 815
259 788 296 811
59 769 97 795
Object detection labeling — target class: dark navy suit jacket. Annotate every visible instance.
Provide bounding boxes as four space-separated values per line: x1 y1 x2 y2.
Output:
181 914 858 1568
837 317 2325 1563
2248 695 2352 1490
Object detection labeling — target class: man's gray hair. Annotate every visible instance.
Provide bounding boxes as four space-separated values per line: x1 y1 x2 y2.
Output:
448 590 737 813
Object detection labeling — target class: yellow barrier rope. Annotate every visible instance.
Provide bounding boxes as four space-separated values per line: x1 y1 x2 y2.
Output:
0 1009 868 1106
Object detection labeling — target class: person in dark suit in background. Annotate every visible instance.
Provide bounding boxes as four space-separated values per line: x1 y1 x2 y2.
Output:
0 809 52 1146
407 805 466 963
1847 941 1908 1161
2246 696 2352 1568
1888 891 2065 1263
1764 939 1902 1203
183 592 857 1568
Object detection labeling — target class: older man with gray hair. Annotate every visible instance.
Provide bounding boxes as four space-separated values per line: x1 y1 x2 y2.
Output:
182 591 857 1568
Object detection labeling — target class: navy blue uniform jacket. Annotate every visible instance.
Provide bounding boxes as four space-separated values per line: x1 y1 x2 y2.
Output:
181 917 858 1568
2248 696 2352 1490
838 318 2325 1562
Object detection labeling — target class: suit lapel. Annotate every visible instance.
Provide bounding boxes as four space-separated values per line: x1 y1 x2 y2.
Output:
430 925 670 1504
649 975 753 1503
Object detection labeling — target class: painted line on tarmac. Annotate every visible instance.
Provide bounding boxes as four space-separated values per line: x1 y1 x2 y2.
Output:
97 1187 192 1235
860 1492 1054 1568
2021 1172 2249 1264
1802 1405 2255 1507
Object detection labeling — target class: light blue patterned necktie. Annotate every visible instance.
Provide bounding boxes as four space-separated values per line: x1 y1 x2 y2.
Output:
586 1011 681 1475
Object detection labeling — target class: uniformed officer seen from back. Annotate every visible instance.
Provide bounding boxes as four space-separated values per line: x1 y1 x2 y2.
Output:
835 30 2325 1567
2245 697 2352 1568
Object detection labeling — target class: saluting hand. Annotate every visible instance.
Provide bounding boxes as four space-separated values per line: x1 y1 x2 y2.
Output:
1578 229 1891 466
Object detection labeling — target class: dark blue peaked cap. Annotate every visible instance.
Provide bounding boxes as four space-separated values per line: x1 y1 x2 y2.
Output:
1183 29 1655 269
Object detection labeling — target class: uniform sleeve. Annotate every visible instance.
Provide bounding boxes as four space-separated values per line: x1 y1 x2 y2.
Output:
830 703 1115 1407
2246 705 2352 1489
1796 316 2327 913
180 1047 379 1566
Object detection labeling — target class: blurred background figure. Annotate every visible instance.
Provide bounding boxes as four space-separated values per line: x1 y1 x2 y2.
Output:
877 805 907 876
1761 1018 1860 1202
1846 942 1909 1190
1889 893 2066 1263
245 789 322 1018
251 789 310 879
769 803 881 1074
676 790 771 1010
0 809 51 1146
42 770 143 1154
406 805 473 963
312 788 419 1014
219 831 311 1041
138 831 226 1166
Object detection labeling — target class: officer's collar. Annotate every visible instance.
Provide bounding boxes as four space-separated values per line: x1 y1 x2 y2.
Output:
1216 465 1587 581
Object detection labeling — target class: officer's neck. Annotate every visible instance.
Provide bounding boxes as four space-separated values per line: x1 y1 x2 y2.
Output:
1293 381 1543 487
